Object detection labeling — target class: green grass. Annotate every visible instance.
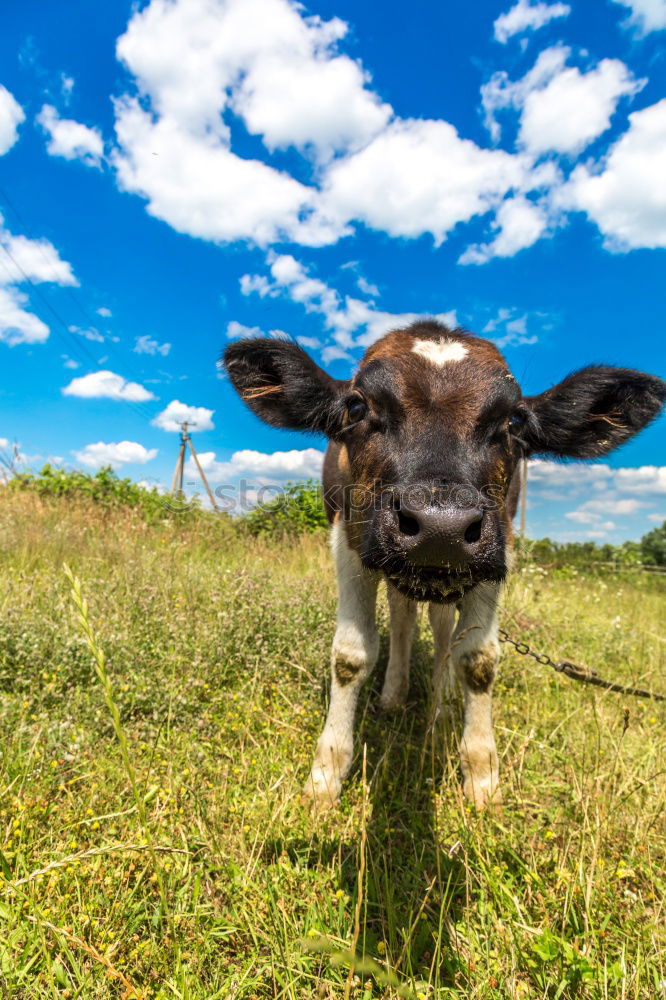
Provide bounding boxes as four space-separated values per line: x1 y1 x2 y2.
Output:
0 492 664 999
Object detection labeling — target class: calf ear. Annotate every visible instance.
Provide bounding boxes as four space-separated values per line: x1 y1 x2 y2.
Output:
523 366 666 458
223 338 348 435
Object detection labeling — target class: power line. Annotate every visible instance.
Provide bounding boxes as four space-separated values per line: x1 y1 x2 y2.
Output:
0 182 159 422
0 237 155 424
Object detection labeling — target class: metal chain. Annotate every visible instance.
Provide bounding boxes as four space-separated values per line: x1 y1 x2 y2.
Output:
498 628 666 702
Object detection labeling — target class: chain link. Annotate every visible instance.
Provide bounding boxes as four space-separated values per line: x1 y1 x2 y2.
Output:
498 627 666 702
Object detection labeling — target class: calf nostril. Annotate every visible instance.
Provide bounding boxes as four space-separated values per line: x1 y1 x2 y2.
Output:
464 514 483 545
397 509 420 537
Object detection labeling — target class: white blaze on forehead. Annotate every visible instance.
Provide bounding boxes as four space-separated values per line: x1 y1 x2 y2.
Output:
411 337 469 366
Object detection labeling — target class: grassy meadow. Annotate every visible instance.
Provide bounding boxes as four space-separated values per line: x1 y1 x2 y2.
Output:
0 490 664 999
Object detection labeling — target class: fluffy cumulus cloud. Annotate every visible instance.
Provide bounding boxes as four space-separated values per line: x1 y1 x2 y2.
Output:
482 46 642 156
460 196 548 264
35 0 664 261
0 287 49 346
186 446 324 483
62 370 156 402
0 215 77 346
74 440 158 468
111 0 390 246
0 84 25 155
109 0 569 253
322 119 527 244
612 0 666 34
529 462 666 536
240 251 457 359
494 0 571 44
134 334 171 356
561 100 666 250
481 306 539 347
613 466 666 493
152 399 214 432
37 105 104 167
518 59 642 156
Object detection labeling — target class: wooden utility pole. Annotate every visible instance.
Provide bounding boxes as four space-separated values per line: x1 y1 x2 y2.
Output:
170 421 219 512
170 422 188 495
520 456 528 539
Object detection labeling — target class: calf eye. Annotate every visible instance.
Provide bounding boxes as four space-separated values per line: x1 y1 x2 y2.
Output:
347 396 367 423
508 411 527 434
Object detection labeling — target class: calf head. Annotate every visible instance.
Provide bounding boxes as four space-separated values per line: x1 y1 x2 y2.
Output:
224 321 665 602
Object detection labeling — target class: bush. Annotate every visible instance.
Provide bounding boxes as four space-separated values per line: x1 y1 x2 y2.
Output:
641 519 666 566
5 464 192 521
242 480 328 536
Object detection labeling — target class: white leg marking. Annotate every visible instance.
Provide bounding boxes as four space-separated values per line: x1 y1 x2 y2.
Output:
379 586 417 712
451 582 501 809
303 521 379 808
428 602 456 723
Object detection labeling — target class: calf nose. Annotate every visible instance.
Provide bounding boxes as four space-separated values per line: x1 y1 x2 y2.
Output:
394 503 484 567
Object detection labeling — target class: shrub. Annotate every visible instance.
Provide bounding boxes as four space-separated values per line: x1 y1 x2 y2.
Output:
5 464 193 521
242 480 328 536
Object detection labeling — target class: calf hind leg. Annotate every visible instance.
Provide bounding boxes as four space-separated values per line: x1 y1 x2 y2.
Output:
303 522 379 808
379 585 417 712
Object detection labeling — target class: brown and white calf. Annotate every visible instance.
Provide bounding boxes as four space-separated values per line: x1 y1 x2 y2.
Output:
224 321 666 809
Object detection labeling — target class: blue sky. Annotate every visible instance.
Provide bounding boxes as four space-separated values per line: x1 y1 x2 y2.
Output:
1 0 665 542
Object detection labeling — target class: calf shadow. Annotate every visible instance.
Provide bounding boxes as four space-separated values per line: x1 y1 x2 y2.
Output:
337 619 470 991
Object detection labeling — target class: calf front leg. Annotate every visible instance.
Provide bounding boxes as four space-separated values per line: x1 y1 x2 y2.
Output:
451 582 501 809
379 585 417 712
303 521 379 808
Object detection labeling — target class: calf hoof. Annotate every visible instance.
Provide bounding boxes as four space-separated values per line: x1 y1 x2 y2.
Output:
378 692 407 714
462 774 502 813
302 768 341 811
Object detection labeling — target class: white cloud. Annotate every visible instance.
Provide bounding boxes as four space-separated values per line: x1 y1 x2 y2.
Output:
518 59 642 156
134 334 171 356
481 45 570 143
0 230 77 287
113 95 343 247
482 47 641 155
0 286 50 345
647 512 666 523
97 306 112 318
561 100 666 250
528 460 613 488
0 84 25 155
0 215 77 347
356 276 379 298
323 118 526 245
186 446 324 481
37 104 104 167
612 0 666 35
63 357 80 369
152 399 214 432
460 196 547 264
528 462 666 498
68 324 104 343
74 440 158 468
117 0 389 160
226 320 263 340
63 370 156 402
613 466 666 493
494 0 571 43
240 251 456 356
565 509 616 529
575 497 646 515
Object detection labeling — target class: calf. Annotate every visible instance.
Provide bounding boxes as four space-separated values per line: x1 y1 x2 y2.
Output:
224 321 665 809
